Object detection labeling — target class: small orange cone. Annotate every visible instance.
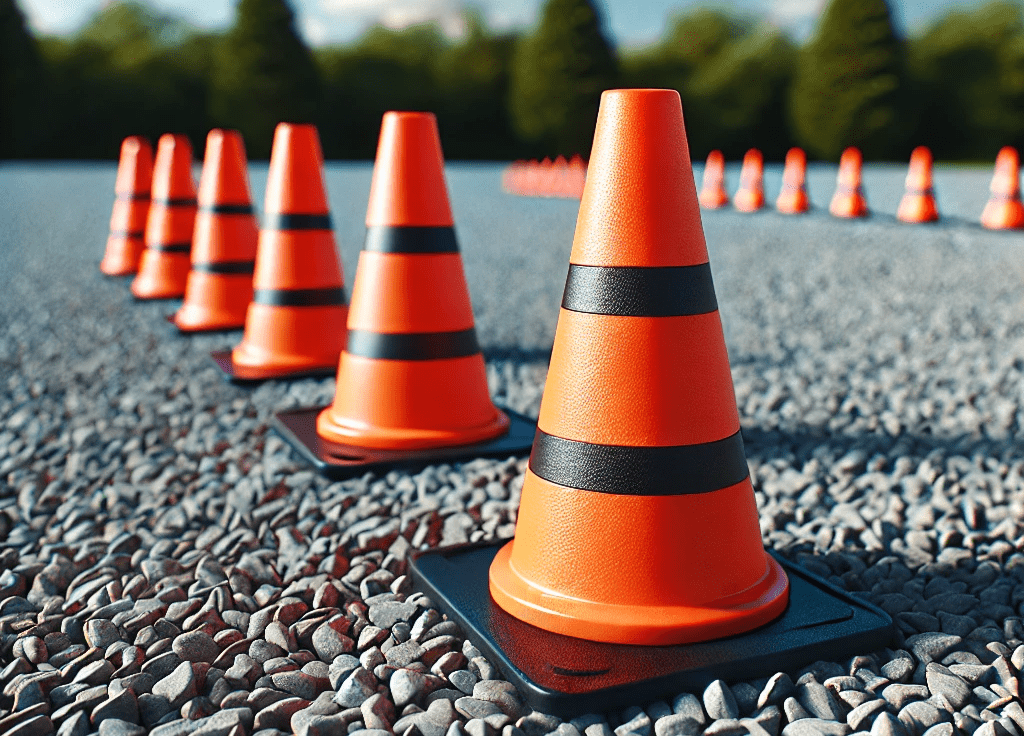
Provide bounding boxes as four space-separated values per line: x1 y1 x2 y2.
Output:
488 89 788 646
698 150 729 209
897 146 939 223
131 134 197 299
981 147 1024 230
100 136 153 276
215 123 348 381
733 149 765 212
173 130 259 332
566 154 587 199
829 147 869 218
776 147 809 214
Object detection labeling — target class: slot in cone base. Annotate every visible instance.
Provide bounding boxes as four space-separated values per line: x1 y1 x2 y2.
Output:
409 543 894 719
272 407 536 478
210 350 338 383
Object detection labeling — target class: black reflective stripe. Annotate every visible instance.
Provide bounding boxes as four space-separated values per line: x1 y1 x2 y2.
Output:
364 226 459 254
147 242 191 253
199 203 254 215
253 287 346 307
263 213 333 231
109 230 145 239
989 194 1021 202
561 263 718 317
151 197 197 207
191 261 255 275
529 429 749 496
346 328 479 361
907 188 934 196
116 193 151 202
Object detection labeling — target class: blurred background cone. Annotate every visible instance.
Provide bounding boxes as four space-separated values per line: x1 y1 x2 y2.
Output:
226 123 347 378
488 89 789 646
174 129 258 332
776 147 809 214
131 134 196 298
981 146 1024 230
733 149 765 212
100 136 153 276
316 111 509 451
566 154 587 199
829 147 869 218
897 146 939 223
698 150 729 209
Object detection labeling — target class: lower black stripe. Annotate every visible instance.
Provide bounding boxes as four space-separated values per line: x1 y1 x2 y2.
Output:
263 213 333 231
529 429 749 496
364 226 459 254
253 287 345 307
147 242 191 253
346 328 479 361
562 263 718 317
109 230 145 239
191 261 255 275
989 194 1021 202
907 188 934 196
152 197 197 207
116 193 151 202
200 203 254 215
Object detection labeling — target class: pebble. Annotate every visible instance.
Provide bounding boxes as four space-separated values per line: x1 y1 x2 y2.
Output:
172 632 220 664
704 680 739 720
334 667 378 708
653 715 701 736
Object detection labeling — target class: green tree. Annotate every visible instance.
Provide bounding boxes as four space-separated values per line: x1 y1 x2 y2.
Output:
789 0 908 159
1 0 45 157
509 0 617 157
212 0 321 158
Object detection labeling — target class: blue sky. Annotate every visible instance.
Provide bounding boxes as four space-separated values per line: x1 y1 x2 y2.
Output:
18 0 997 47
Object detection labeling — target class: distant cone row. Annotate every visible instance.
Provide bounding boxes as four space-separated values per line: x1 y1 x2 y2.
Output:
502 156 587 198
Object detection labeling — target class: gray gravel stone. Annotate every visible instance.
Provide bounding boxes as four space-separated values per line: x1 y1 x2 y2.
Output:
152 662 199 710
172 632 220 664
653 715 701 736
782 719 851 736
334 667 377 708
704 680 739 720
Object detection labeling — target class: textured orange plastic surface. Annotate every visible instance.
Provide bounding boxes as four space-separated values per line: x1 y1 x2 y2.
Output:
982 147 1024 230
897 147 938 223
829 147 868 218
698 150 729 210
264 124 329 215
776 148 809 214
573 90 707 267
318 353 509 450
490 471 790 645
347 252 474 333
251 231 344 290
232 303 347 371
150 134 195 202
539 309 739 447
366 112 454 227
733 149 765 213
131 251 191 299
102 136 154 275
175 272 254 331
198 130 252 207
190 215 258 265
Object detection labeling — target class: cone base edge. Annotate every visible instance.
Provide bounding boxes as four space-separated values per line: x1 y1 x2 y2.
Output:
315 406 511 451
209 350 338 384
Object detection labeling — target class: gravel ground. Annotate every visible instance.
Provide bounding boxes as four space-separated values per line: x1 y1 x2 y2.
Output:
2 160 1024 736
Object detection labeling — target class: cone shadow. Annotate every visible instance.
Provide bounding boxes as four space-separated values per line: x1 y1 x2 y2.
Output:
209 350 337 383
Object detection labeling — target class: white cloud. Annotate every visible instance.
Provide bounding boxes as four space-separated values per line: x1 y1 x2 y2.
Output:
766 0 823 39
301 14 330 45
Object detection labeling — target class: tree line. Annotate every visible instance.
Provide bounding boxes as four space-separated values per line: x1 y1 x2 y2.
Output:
2 0 1023 162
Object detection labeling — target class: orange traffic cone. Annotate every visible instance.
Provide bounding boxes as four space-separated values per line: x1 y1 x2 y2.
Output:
213 123 348 381
131 134 196 299
897 146 939 223
273 112 535 475
981 147 1024 230
409 89 894 717
829 147 868 218
100 136 153 276
566 154 587 199
733 149 765 213
173 130 259 332
776 147 809 214
698 150 729 209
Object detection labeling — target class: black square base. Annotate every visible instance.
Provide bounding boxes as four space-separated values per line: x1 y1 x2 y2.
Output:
210 350 338 384
272 408 537 479
409 543 895 718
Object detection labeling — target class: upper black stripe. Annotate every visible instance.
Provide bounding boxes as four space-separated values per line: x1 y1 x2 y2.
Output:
561 263 718 317
109 230 145 239
364 226 459 254
151 197 197 207
529 429 749 496
264 213 333 231
147 242 191 253
200 203 254 215
191 261 255 275
346 328 479 361
116 193 151 202
253 287 346 307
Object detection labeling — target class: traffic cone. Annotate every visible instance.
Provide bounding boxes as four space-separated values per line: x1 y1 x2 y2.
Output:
173 130 259 332
829 147 868 218
214 123 348 381
776 147 809 214
698 150 729 209
409 89 894 717
733 149 765 212
897 146 939 223
100 136 153 276
131 134 196 299
566 154 587 199
981 147 1024 230
273 111 535 475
